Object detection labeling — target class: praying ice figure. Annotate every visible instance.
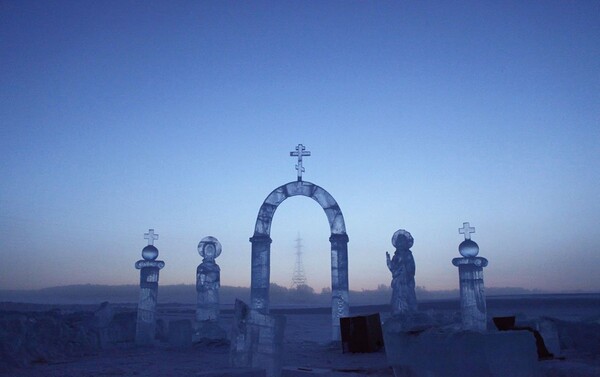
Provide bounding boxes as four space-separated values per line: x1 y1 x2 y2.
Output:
386 229 418 316
196 236 222 322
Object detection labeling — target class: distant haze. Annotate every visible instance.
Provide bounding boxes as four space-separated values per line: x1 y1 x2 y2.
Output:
0 283 559 306
1 2 599 292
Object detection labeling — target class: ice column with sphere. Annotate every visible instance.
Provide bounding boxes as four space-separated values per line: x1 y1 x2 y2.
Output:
452 222 488 331
196 236 222 322
135 229 165 345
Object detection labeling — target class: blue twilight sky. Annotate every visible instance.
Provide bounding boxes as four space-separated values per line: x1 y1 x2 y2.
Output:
1 1 599 293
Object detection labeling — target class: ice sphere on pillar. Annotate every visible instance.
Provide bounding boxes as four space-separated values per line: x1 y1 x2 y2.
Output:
459 239 479 257
142 245 158 260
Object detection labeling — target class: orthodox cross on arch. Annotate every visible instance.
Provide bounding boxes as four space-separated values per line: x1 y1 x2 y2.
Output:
290 144 311 181
144 229 159 246
459 222 475 240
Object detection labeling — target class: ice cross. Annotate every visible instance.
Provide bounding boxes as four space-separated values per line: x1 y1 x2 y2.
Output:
144 229 159 246
459 222 475 240
290 144 311 181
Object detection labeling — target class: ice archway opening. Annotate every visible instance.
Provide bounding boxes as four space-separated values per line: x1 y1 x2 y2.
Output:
250 180 349 341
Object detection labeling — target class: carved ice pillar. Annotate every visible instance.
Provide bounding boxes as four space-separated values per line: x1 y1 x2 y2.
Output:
196 236 222 322
330 233 350 341
250 234 272 313
452 222 488 331
452 257 488 331
135 229 165 345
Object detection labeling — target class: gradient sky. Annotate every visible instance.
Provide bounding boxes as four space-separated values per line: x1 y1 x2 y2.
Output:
1 1 599 293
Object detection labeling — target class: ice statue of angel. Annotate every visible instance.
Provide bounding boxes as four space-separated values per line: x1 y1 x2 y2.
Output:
386 229 417 316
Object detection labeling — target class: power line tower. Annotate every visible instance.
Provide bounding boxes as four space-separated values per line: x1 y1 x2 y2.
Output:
290 233 308 288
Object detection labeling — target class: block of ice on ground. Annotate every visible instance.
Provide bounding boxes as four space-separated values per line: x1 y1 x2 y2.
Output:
553 318 600 354
196 368 266 376
282 367 334 376
194 320 227 342
230 299 286 377
510 317 561 358
93 302 115 347
536 318 561 357
168 319 191 348
383 318 539 377
282 367 375 376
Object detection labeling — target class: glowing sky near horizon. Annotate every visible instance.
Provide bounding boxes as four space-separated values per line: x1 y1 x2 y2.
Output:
1 1 599 293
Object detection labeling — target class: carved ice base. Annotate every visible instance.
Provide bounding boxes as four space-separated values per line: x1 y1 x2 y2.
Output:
453 257 488 331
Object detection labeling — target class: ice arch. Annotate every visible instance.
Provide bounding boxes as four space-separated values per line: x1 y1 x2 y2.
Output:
250 180 349 341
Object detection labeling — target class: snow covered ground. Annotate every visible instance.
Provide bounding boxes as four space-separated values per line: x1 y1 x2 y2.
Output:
1 295 599 377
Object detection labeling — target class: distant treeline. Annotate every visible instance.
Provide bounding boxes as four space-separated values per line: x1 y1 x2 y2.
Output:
0 283 550 306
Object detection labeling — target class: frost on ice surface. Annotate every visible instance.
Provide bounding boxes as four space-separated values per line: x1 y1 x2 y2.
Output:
328 209 347 235
285 181 313 197
250 235 272 313
329 234 350 341
254 181 347 237
263 186 288 207
255 203 277 236
321 205 346 235
383 322 539 377
312 185 337 208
